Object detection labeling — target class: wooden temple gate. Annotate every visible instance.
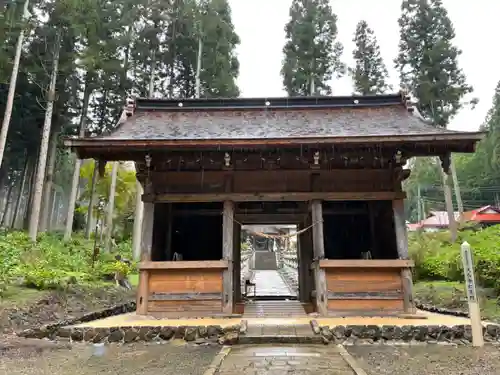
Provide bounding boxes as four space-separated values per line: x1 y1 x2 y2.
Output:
65 93 483 318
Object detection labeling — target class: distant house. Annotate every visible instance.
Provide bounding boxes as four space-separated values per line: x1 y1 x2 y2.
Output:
407 205 500 232
462 205 500 227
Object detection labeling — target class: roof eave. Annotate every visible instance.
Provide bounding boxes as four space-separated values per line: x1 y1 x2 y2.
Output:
63 131 485 149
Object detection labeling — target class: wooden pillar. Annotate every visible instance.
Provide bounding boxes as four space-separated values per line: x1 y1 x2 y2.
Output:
222 200 234 314
368 202 378 258
297 222 307 302
165 203 173 260
311 200 328 316
232 221 241 304
392 199 415 314
136 201 155 315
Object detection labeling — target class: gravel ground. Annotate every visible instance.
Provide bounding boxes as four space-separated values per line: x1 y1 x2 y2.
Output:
0 340 220 375
347 345 500 375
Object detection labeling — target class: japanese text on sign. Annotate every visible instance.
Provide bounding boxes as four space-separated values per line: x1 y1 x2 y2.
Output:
461 242 477 303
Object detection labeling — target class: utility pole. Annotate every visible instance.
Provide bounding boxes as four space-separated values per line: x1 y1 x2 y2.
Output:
450 155 464 221
417 184 422 222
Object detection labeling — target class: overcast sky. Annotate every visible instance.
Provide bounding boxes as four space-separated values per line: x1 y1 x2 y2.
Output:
230 0 498 132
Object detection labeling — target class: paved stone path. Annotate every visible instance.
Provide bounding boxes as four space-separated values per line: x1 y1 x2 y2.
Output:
216 345 355 375
251 270 294 297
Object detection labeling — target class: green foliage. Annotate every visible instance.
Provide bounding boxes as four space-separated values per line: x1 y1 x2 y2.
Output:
79 160 137 237
281 0 344 96
410 226 500 294
349 20 391 95
0 230 134 295
396 0 475 127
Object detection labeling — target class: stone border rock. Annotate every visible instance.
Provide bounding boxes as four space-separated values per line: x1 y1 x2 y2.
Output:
318 324 500 345
415 302 470 318
17 301 137 339
18 324 241 345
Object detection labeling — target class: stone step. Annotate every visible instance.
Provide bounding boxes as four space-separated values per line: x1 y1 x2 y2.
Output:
243 300 307 318
238 335 325 345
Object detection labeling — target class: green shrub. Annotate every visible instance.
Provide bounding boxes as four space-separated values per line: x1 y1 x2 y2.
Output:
410 225 500 294
0 230 133 292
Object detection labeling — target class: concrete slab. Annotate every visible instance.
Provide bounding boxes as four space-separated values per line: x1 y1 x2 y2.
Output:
73 313 241 328
73 309 479 330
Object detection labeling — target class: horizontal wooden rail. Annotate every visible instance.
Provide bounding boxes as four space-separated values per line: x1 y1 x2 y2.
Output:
318 259 414 268
144 191 406 203
139 260 229 270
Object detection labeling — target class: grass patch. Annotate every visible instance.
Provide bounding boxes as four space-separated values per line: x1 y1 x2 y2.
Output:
0 286 48 307
415 280 500 322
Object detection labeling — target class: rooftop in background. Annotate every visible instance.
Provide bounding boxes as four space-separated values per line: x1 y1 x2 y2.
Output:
63 92 485 158
408 206 500 230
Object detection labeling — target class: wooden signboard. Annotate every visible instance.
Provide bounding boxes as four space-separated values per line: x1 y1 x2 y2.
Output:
460 241 484 347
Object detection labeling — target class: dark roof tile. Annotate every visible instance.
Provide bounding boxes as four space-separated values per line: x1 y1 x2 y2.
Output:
102 106 457 141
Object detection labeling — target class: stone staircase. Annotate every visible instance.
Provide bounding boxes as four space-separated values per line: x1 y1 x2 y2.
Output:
253 251 278 270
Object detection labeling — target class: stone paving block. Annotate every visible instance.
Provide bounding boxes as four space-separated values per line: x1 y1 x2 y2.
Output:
217 345 355 374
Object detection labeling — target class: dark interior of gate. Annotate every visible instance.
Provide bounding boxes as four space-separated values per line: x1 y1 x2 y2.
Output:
148 199 401 315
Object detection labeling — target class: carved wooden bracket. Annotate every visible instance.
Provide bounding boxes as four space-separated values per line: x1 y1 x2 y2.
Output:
439 153 451 174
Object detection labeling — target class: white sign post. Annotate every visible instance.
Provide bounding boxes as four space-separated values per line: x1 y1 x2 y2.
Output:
460 241 484 347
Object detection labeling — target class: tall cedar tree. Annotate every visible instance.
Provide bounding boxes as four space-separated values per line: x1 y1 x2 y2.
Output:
281 0 344 96
395 0 473 127
350 20 390 95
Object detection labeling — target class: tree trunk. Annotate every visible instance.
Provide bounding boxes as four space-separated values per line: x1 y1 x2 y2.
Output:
195 36 202 98
28 32 61 242
84 163 99 239
1 181 15 227
11 154 30 228
105 161 118 252
63 73 92 241
132 48 156 259
39 130 58 232
23 155 37 229
0 0 30 168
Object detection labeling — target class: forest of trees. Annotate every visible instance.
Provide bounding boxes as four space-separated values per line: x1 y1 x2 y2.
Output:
0 0 498 248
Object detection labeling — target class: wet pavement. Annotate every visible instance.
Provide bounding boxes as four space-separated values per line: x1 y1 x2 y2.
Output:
216 345 355 375
252 270 295 297
0 341 219 375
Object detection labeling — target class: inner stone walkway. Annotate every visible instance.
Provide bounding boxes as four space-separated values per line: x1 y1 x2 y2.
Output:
251 270 295 297
243 270 305 318
216 345 356 375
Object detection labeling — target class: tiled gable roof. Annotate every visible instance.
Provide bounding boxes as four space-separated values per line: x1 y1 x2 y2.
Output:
103 106 459 141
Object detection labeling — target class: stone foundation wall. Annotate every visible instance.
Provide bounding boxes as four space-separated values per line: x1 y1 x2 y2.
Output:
19 324 241 345
317 323 500 345
416 302 470 318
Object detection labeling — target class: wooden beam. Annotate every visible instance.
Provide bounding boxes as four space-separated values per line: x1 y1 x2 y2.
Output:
149 292 222 301
318 259 414 268
327 291 402 300
136 202 155 315
222 200 234 314
148 191 406 203
235 213 307 224
311 200 328 316
139 260 228 270
392 199 415 314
